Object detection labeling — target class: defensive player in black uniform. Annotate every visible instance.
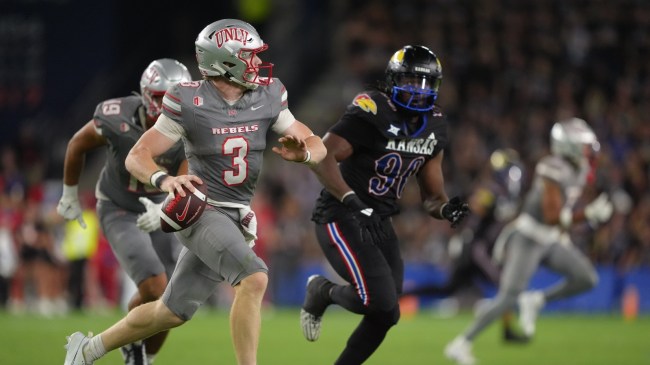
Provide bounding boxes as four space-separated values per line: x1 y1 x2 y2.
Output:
301 45 469 364
403 148 529 343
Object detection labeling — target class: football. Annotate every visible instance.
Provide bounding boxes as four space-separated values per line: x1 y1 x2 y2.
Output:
159 183 208 233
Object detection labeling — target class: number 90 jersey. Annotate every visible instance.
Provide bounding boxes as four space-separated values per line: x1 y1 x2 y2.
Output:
312 90 448 223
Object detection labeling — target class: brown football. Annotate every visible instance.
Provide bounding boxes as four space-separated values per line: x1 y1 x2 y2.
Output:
160 183 208 233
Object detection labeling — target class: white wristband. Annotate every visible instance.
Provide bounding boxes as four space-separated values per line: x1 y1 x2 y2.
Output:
559 207 573 228
439 203 448 218
62 184 79 198
149 170 167 188
340 191 356 203
301 150 311 164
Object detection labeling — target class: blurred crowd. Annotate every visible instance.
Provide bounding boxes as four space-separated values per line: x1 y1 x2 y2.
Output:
0 0 648 314
283 0 650 295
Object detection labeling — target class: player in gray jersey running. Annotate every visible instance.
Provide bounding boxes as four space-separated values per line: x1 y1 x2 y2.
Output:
63 19 326 365
57 58 191 365
445 118 614 365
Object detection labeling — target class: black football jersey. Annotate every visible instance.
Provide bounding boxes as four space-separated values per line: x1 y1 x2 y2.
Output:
312 90 448 223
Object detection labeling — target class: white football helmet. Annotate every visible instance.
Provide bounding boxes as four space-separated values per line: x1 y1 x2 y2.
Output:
194 19 273 89
550 117 600 165
140 58 191 122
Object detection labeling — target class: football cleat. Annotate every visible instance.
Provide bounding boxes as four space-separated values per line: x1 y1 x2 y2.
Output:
503 327 530 344
120 341 147 365
518 290 545 337
64 332 93 365
300 309 321 342
300 275 333 342
444 336 476 365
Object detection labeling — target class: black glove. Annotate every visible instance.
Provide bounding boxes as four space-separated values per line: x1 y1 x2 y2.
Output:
342 193 386 244
441 197 469 228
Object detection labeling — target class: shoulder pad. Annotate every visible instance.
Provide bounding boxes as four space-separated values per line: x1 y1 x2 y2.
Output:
93 95 141 128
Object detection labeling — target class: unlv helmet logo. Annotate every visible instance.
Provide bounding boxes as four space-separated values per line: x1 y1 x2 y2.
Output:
214 27 251 48
143 67 160 85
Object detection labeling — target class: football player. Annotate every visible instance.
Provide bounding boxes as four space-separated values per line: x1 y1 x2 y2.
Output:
403 148 530 343
63 19 326 365
301 45 469 364
57 58 191 365
445 118 614 365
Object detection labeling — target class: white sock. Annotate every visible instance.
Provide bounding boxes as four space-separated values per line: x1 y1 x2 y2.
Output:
83 334 107 362
147 353 157 364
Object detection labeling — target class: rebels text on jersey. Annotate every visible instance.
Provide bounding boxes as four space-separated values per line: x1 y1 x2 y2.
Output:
313 90 448 223
161 79 288 205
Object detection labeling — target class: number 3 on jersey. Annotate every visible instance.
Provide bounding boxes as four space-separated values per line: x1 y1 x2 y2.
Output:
223 136 249 185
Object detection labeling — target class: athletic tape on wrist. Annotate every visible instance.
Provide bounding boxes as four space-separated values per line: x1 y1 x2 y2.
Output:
62 184 79 197
301 150 312 164
439 203 448 218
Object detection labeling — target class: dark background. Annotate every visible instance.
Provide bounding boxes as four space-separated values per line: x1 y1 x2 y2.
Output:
0 0 649 311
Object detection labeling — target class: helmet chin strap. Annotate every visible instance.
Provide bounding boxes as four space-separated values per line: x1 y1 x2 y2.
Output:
224 71 257 90
138 106 151 130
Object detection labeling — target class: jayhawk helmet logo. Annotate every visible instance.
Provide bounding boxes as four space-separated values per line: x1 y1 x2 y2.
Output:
389 49 405 66
389 47 441 73
353 93 377 115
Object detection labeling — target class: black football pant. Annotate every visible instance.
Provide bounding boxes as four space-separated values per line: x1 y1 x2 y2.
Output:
315 217 402 365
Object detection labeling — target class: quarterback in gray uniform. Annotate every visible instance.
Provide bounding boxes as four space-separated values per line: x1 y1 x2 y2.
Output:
57 58 191 365
63 19 326 365
445 118 614 365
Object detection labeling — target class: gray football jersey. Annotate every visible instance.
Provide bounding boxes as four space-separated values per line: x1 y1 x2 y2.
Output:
520 155 589 222
94 95 185 212
161 79 288 205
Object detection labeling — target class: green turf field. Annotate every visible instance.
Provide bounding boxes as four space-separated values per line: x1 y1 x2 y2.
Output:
1 307 648 365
